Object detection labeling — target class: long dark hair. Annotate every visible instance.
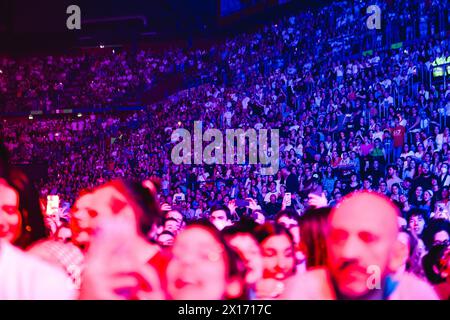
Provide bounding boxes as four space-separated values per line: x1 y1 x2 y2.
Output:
11 171 49 249
253 222 296 274
1 143 48 249
298 207 331 269
103 179 164 241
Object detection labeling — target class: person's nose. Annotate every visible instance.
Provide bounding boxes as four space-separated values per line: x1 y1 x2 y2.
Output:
276 255 289 271
340 235 364 261
177 253 197 268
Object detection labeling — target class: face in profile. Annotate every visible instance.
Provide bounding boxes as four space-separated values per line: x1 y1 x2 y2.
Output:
327 193 400 299
167 226 238 300
71 183 137 249
0 179 21 243
260 233 295 280
227 234 263 285
71 192 94 248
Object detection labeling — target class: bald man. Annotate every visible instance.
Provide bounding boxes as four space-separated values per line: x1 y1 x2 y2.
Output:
282 192 438 300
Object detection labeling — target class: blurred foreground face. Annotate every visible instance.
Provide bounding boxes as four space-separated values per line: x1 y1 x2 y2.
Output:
167 226 228 300
71 193 94 248
228 234 263 285
71 185 137 249
261 234 295 280
327 193 399 299
0 179 21 242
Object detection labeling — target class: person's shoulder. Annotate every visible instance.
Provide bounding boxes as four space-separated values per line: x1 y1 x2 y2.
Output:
390 273 439 300
281 267 336 300
1 242 75 299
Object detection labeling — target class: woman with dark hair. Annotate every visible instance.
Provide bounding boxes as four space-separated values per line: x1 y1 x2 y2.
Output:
410 185 425 207
0 146 74 299
390 183 402 202
298 207 331 269
422 219 450 250
397 227 420 276
222 218 263 299
346 173 360 193
420 189 435 217
321 166 336 195
0 143 48 249
166 219 248 300
253 222 296 298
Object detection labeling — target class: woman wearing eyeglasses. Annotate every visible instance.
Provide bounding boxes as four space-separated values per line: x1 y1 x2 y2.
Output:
166 220 247 300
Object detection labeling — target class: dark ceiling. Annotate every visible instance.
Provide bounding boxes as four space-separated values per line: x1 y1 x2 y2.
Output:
0 0 330 54
0 0 216 53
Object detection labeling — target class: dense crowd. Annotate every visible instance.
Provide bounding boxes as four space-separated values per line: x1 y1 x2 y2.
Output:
0 0 449 300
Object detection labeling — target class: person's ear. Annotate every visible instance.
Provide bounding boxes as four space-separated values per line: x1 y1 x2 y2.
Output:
225 278 244 300
388 238 408 273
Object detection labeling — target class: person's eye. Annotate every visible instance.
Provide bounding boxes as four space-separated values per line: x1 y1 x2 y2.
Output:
285 249 294 258
359 232 378 243
263 249 276 257
2 206 18 215
330 230 348 244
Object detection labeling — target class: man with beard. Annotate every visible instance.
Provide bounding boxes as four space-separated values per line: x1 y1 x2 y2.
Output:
282 192 438 299
413 162 434 192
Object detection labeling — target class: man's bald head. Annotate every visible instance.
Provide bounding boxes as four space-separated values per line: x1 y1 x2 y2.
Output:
331 192 399 242
327 192 402 299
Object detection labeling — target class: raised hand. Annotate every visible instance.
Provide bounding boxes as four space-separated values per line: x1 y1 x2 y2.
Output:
308 192 328 208
79 215 164 300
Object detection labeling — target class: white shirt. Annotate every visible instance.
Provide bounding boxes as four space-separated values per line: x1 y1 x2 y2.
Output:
373 131 384 142
0 241 75 300
264 191 279 203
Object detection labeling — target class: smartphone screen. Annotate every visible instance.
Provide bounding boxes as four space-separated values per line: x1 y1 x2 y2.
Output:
236 199 250 207
285 193 291 206
46 195 60 216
